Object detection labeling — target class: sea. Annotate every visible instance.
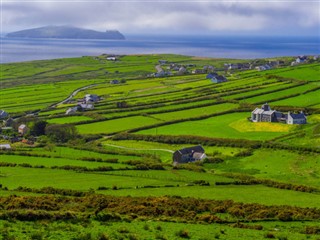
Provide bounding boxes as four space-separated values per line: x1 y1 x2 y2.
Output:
1 35 320 63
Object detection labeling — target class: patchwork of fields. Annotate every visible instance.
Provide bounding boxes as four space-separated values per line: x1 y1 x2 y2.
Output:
1 55 320 239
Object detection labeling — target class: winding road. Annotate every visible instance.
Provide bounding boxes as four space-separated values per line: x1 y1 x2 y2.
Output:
50 83 100 108
103 143 174 153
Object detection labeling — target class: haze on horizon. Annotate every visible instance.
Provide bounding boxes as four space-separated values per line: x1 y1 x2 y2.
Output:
1 0 320 37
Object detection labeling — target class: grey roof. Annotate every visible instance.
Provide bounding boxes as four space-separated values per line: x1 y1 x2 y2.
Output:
206 73 218 79
177 145 205 155
0 110 8 119
289 113 306 119
252 108 275 115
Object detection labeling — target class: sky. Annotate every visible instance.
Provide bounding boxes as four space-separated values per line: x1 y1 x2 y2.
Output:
1 0 320 36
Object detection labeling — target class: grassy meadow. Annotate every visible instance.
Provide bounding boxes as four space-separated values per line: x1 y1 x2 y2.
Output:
1 54 320 239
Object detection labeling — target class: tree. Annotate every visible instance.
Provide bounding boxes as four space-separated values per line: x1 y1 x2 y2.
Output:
45 124 78 143
30 120 48 136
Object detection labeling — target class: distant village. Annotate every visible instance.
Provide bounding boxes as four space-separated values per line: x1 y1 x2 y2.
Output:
149 55 319 81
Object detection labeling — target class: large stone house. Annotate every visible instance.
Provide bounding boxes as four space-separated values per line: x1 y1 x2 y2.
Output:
173 145 206 165
251 103 283 122
251 103 307 124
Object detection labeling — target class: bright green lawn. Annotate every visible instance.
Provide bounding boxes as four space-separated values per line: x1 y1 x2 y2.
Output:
137 112 292 140
47 115 93 124
76 116 161 134
214 149 320 188
272 89 320 107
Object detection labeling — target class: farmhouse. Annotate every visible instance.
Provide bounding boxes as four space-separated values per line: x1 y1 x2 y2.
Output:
251 103 284 123
251 103 307 124
84 94 99 103
291 55 308 66
206 73 227 83
18 124 29 135
192 69 206 74
255 64 272 71
110 80 120 84
173 145 206 165
287 111 307 124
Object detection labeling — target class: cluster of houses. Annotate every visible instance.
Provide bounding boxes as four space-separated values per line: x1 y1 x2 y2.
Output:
151 59 217 77
224 63 252 71
66 94 100 115
251 103 307 125
291 55 311 66
0 110 31 149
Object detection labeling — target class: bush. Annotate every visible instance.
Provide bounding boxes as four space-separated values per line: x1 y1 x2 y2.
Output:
264 232 276 238
176 229 190 239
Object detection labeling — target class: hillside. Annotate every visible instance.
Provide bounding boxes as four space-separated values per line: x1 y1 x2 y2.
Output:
0 54 320 239
6 25 125 40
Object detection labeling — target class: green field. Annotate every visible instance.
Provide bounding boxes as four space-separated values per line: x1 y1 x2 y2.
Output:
137 112 296 140
1 55 320 239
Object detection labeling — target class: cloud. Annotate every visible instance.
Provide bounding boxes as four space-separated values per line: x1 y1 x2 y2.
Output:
2 0 319 35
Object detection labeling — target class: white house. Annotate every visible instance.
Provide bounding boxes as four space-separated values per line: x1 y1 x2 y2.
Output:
18 124 29 135
107 57 116 61
0 144 11 150
287 111 307 124
78 103 94 110
84 94 99 103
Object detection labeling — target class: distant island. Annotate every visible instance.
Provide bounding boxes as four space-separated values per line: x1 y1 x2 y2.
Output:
6 26 125 40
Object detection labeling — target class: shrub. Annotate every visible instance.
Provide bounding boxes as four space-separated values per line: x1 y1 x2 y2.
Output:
176 229 190 239
264 232 276 238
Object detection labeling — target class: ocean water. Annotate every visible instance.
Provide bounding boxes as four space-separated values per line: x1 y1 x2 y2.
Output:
1 35 319 63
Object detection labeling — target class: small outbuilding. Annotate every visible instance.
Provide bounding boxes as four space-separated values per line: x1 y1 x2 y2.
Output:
110 80 120 84
18 124 29 135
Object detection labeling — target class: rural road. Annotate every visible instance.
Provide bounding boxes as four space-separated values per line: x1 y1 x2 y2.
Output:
103 143 174 153
50 83 100 108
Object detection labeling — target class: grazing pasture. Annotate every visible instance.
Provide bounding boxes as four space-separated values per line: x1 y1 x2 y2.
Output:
1 55 319 239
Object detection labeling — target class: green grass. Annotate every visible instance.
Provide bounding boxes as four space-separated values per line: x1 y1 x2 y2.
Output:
2 219 318 240
214 149 320 188
240 83 317 104
98 184 320 208
76 116 162 134
272 88 320 107
2 55 320 240
47 115 93 124
0 154 129 169
270 63 320 81
138 112 294 140
102 139 243 163
151 103 238 121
